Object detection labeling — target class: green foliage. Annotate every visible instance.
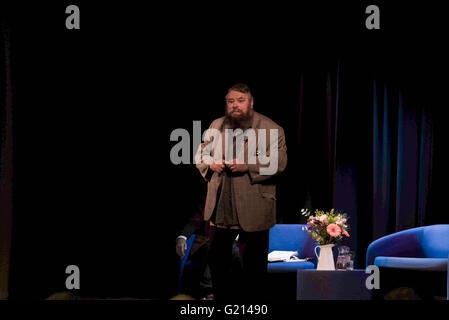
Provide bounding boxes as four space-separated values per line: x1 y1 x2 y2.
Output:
300 208 350 245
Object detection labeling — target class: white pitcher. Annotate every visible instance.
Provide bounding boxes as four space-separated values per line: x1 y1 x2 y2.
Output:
314 244 335 270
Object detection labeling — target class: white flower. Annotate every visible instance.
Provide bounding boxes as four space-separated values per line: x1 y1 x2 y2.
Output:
318 215 328 223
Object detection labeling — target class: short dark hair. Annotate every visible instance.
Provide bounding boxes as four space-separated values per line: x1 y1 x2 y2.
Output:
227 83 253 100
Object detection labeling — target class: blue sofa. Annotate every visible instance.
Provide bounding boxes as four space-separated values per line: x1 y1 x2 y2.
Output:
268 224 316 273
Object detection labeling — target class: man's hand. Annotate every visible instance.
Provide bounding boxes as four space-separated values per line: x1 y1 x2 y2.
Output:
209 159 225 174
225 159 248 173
176 238 187 258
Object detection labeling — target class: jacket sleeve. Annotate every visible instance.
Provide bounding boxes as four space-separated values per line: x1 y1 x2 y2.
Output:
247 126 287 184
194 121 220 182
195 148 213 182
178 210 204 239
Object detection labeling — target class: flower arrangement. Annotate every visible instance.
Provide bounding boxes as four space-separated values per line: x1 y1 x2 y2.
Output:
300 208 350 245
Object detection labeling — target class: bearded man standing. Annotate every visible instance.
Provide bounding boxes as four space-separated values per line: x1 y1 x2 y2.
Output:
194 83 287 300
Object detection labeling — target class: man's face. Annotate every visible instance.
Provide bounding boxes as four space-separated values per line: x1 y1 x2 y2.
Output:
225 90 253 124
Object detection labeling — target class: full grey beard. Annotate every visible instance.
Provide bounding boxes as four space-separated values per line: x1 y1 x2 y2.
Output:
225 110 251 129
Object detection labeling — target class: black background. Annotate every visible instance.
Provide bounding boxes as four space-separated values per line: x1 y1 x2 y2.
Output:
2 2 448 299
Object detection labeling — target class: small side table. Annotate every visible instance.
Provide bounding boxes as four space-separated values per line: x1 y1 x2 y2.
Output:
297 269 373 300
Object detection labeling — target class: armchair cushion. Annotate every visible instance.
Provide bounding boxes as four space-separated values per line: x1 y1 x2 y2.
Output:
374 257 447 271
268 261 315 273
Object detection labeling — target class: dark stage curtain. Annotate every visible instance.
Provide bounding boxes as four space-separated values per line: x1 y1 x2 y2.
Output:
3 2 448 299
0 24 13 299
293 49 448 269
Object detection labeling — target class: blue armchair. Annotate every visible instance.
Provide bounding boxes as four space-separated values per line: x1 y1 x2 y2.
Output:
366 224 449 270
366 224 449 299
268 224 316 273
177 234 196 294
179 225 316 299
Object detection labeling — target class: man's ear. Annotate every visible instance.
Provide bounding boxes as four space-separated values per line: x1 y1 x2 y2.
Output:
250 97 254 109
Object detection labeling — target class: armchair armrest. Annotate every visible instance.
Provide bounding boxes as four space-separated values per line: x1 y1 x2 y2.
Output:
178 234 196 294
366 228 424 267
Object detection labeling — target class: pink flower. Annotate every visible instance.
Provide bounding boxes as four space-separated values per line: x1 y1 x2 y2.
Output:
327 224 341 237
342 230 350 237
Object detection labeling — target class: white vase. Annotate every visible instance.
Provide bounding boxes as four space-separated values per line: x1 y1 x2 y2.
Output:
314 244 335 270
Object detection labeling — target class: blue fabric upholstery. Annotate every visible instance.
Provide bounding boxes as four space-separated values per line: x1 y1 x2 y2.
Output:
374 257 447 271
268 224 317 273
366 225 449 299
178 234 196 294
268 261 315 273
366 224 449 268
